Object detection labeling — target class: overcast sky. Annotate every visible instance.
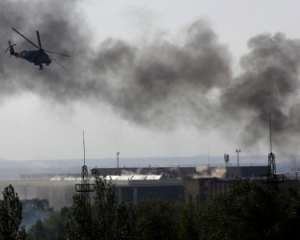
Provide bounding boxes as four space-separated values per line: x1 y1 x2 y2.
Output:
0 0 299 160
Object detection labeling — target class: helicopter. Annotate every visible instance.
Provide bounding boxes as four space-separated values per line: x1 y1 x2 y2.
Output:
5 27 70 70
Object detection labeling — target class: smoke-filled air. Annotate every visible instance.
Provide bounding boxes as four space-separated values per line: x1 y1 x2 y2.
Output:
1 0 300 151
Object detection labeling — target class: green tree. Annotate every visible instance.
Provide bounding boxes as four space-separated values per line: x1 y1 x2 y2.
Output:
136 201 180 240
0 185 24 240
179 202 200 240
115 203 137 240
28 209 69 240
66 178 118 240
199 181 300 240
66 193 94 240
28 220 45 240
92 178 118 240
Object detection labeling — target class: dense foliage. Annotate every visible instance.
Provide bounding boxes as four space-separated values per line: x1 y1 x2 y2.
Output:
2 180 300 240
199 182 300 240
0 185 25 240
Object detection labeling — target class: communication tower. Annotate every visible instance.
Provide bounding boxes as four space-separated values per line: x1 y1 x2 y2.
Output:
75 130 95 195
268 114 276 177
236 149 241 178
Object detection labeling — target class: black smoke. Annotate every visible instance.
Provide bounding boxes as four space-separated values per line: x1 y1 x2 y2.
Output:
91 20 231 128
1 0 300 150
0 0 91 102
222 33 300 147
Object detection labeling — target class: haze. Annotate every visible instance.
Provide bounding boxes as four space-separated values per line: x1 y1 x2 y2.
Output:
0 0 300 161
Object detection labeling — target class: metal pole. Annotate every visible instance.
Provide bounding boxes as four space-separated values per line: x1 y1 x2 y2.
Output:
117 152 120 169
236 149 241 178
83 130 86 166
269 114 273 153
236 149 241 167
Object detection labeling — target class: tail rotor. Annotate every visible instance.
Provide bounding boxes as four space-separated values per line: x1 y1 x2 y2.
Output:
5 41 16 55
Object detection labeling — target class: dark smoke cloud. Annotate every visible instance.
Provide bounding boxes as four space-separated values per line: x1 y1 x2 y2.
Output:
92 20 231 127
1 0 300 151
0 0 92 102
1 0 231 129
222 33 300 147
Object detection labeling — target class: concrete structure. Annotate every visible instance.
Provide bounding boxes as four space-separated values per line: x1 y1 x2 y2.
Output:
8 164 292 209
184 177 237 203
91 167 197 178
114 179 184 203
225 166 269 179
183 176 300 205
0 174 184 209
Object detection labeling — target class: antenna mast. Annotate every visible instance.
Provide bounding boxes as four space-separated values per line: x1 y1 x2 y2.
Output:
236 149 241 178
269 114 273 153
83 130 86 167
117 152 120 169
75 129 95 194
268 113 276 177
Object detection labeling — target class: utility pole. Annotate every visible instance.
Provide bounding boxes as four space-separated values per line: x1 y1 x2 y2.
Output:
117 152 120 169
224 153 230 178
236 149 241 178
268 114 276 178
83 130 86 167
224 154 230 167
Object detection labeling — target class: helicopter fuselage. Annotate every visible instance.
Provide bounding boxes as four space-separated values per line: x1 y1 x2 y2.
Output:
17 49 52 68
8 27 69 70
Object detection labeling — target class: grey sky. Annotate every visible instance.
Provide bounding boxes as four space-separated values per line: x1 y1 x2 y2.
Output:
0 0 299 160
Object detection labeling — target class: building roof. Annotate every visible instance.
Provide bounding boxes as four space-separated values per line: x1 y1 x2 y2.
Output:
226 166 269 178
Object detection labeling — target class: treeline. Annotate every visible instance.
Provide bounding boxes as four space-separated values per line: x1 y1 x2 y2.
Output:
1 179 300 240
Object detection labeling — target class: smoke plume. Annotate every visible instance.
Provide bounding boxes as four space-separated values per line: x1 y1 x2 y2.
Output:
91 20 231 127
222 33 300 147
1 0 300 150
0 0 91 101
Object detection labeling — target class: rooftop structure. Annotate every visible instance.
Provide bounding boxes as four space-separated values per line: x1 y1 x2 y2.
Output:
91 166 197 178
225 166 269 179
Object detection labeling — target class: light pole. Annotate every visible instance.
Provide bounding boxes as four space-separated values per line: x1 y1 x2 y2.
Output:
236 149 241 178
117 152 120 169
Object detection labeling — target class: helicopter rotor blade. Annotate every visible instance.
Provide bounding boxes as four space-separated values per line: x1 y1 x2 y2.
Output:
44 49 71 58
4 47 9 54
12 27 40 49
4 41 16 54
36 31 42 49
5 41 11 53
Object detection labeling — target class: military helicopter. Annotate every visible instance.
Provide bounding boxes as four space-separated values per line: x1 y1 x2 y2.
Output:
5 27 70 70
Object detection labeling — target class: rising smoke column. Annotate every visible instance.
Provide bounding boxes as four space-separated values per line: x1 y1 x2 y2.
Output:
222 33 300 148
2 0 300 150
91 20 231 128
0 0 232 130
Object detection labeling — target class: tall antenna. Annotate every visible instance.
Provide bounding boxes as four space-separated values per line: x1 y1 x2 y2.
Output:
236 149 241 178
116 152 120 169
75 129 95 194
268 113 276 177
269 113 273 153
267 67 277 178
207 151 210 168
83 129 86 167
